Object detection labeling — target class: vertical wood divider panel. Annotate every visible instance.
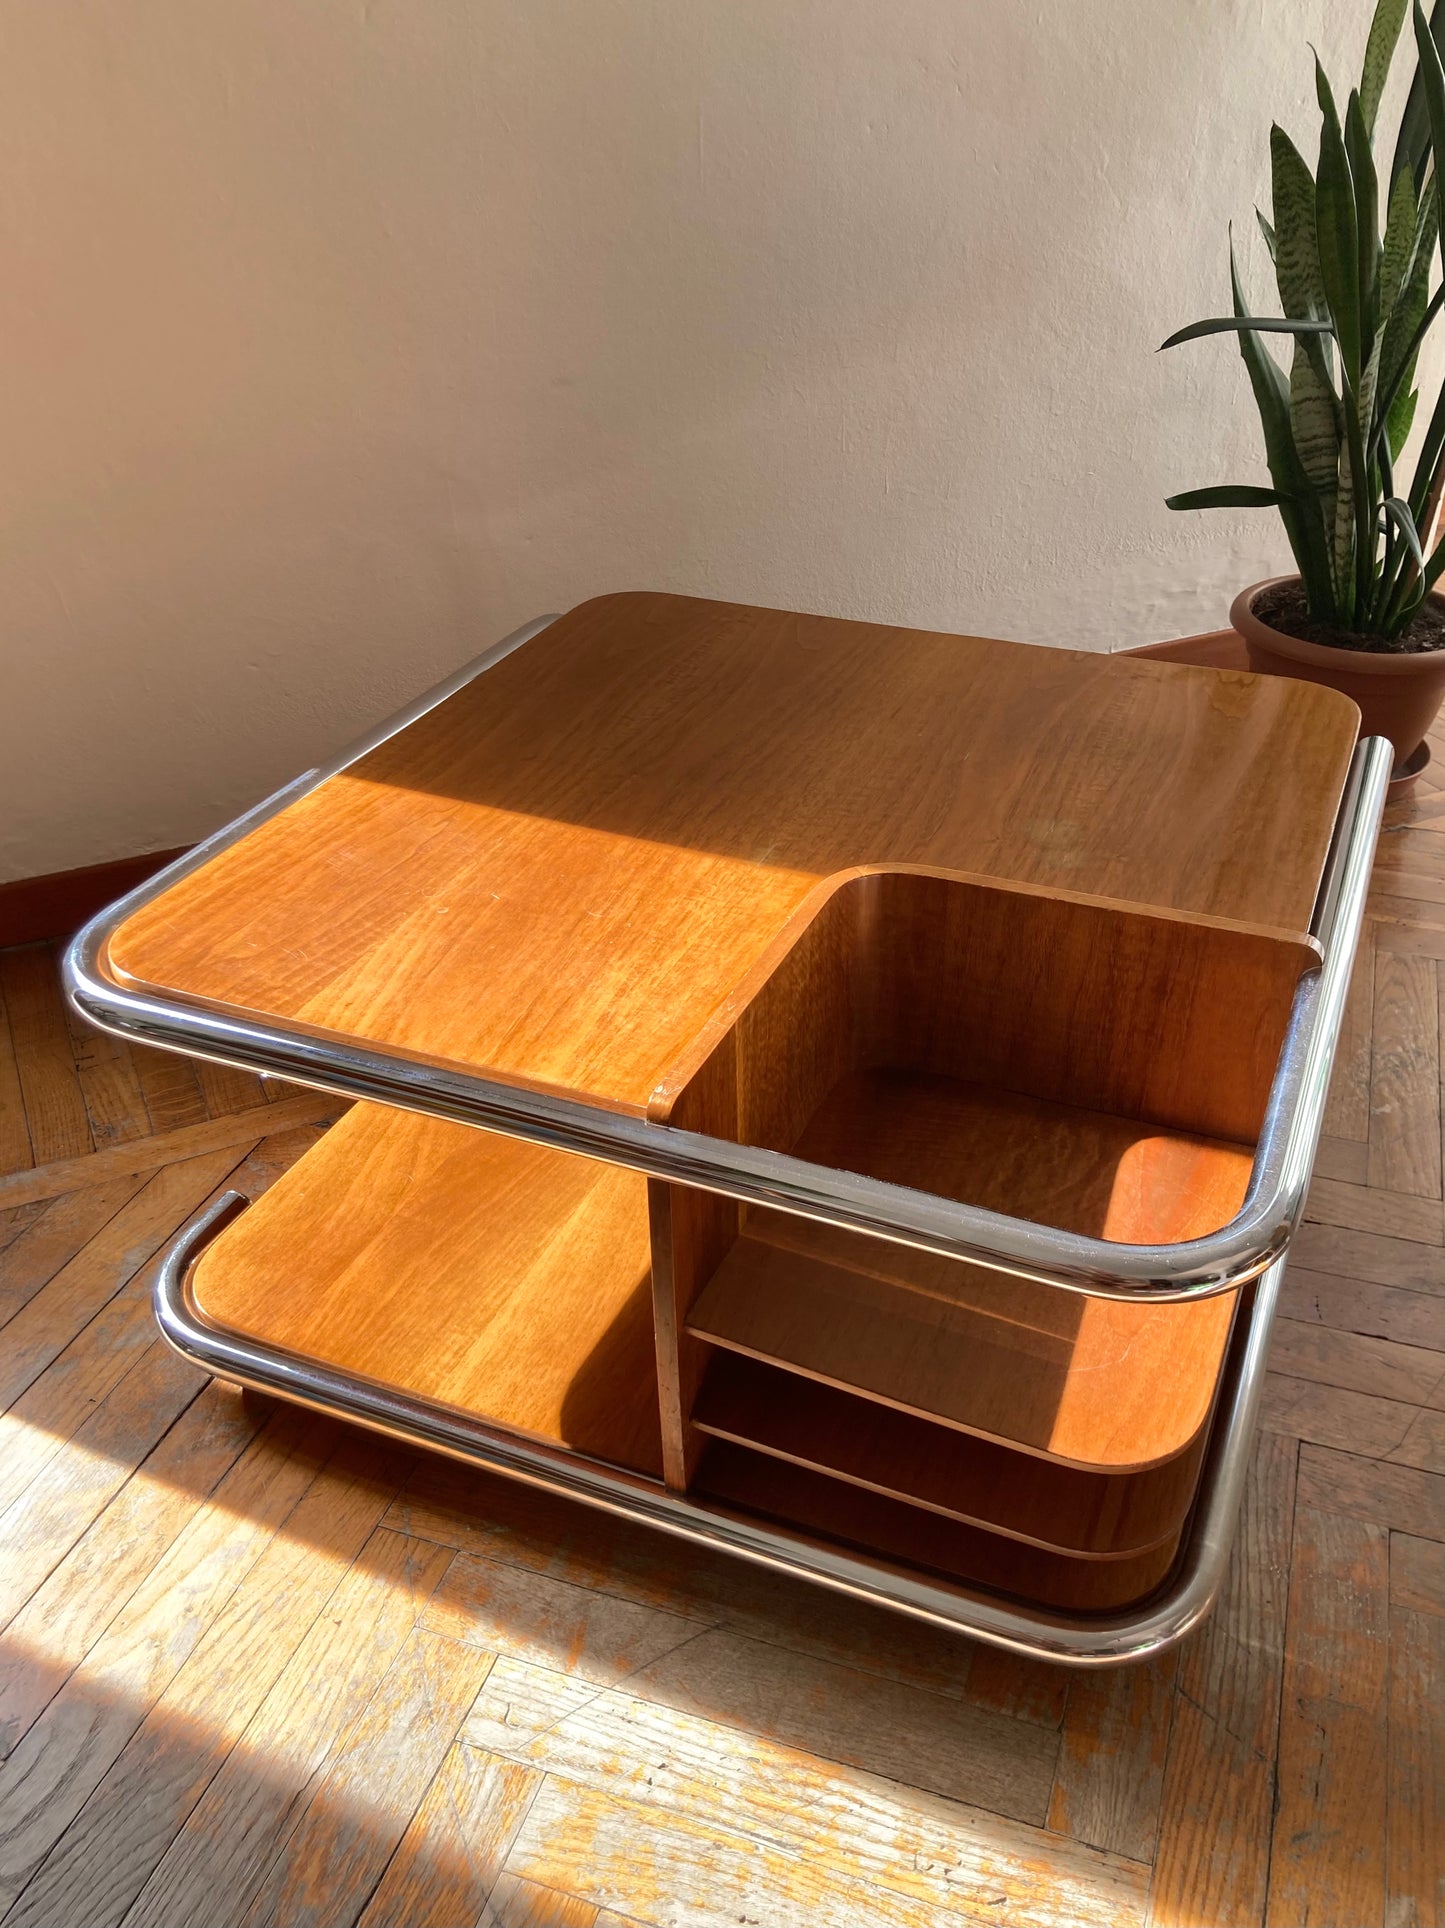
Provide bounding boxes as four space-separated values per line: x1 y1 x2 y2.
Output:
649 881 863 1489
648 1041 742 1490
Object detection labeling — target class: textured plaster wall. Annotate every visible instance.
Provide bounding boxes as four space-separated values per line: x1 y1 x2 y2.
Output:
0 0 1408 878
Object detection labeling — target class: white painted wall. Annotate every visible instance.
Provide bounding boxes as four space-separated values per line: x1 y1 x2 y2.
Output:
0 0 1408 879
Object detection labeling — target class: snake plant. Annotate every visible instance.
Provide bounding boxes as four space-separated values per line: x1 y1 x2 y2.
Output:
1163 0 1445 643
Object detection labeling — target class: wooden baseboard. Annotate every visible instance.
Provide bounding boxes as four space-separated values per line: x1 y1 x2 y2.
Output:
0 847 190 949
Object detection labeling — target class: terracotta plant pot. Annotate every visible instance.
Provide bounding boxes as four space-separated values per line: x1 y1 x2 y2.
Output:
1231 577 1445 774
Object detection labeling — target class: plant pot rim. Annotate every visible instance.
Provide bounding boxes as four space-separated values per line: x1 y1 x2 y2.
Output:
1232 577 1445 676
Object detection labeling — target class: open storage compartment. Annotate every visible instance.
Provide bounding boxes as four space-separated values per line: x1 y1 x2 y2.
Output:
648 867 1318 1555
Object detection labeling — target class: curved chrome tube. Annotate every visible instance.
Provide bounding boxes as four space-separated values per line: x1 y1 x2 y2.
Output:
155 1189 1286 1666
65 615 1390 1302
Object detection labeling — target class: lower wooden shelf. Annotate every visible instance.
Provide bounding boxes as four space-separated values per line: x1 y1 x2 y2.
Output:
187 1097 1216 1616
691 1353 1202 1558
685 1224 1235 1472
189 1100 665 1478
696 1442 1184 1612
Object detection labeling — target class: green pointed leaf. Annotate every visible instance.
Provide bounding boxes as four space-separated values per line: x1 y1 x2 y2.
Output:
1406 175 1440 290
1372 184 1441 458
1392 71 1429 189
1363 0 1409 133
1380 187 1440 413
1316 59 1363 387
1291 345 1343 491
1382 280 1427 414
1354 337 1384 607
1408 375 1445 521
1392 0 1445 185
1333 434 1358 614
1258 208 1278 262
1344 90 1379 335
1383 494 1427 567
1229 239 1338 616
1360 331 1384 434
1271 126 1327 315
1413 0 1445 277
1389 383 1420 458
1272 125 1334 391
1158 316 1334 349
1379 167 1420 320
1166 485 1297 510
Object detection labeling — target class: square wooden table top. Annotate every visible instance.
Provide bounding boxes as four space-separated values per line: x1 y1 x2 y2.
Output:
102 591 1360 1117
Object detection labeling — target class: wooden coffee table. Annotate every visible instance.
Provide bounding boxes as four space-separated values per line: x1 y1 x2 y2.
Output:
67 593 1389 1662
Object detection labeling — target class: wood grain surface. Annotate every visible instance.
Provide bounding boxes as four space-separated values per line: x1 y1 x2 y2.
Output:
651 863 1315 1149
694 1440 1182 1612
95 597 1342 1567
189 1101 664 1478
0 630 1434 1928
690 1353 1204 1557
104 593 1355 1118
685 1235 1234 1470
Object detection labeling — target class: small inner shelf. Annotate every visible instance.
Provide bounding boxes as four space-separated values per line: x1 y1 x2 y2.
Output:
685 1219 1234 1470
189 1100 665 1478
693 1062 1252 1471
692 1353 1204 1558
696 1440 1185 1613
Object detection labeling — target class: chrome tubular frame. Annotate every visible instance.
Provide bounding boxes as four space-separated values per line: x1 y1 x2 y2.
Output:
155 1190 1285 1667
68 613 1390 1663
64 615 1394 1303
